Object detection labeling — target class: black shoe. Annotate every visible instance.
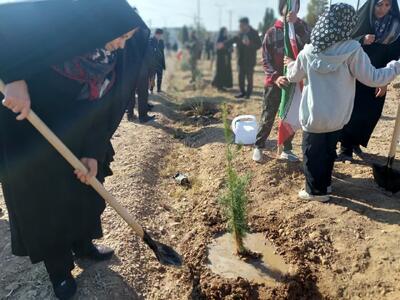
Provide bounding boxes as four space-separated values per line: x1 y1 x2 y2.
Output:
139 115 156 124
74 241 114 262
127 114 136 122
336 152 353 163
147 104 154 111
51 274 77 300
245 94 251 99
157 89 162 93
235 93 246 99
353 145 365 159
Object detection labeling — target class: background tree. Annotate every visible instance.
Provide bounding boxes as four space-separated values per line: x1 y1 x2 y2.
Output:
306 0 329 27
163 28 170 45
258 8 276 35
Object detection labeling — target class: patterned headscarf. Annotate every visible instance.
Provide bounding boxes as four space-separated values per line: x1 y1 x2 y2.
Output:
53 49 117 101
311 3 358 54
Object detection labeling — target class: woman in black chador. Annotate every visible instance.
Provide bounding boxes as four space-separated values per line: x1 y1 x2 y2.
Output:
339 0 400 161
212 27 233 91
0 1 147 299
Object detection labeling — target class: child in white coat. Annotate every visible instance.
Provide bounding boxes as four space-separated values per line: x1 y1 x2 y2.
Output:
286 3 400 202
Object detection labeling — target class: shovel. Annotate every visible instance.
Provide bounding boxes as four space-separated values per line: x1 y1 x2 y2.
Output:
373 101 400 193
0 81 183 267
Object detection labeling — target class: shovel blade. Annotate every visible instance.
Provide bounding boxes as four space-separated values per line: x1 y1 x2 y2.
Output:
373 164 400 193
143 231 183 267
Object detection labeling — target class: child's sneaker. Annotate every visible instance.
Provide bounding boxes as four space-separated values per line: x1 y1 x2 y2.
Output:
252 148 263 162
280 150 300 162
298 190 330 202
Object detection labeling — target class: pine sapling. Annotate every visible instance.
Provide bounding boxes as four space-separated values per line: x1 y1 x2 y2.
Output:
219 104 251 256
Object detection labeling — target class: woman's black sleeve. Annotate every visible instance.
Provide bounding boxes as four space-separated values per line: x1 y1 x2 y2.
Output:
79 97 112 163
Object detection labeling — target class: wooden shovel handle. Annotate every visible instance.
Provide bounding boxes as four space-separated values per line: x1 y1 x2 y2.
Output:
388 101 400 165
0 81 145 238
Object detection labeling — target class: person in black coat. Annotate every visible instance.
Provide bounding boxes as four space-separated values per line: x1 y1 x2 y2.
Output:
0 1 146 299
149 28 166 93
212 27 233 91
126 28 156 123
339 0 400 161
205 36 214 60
218 17 262 99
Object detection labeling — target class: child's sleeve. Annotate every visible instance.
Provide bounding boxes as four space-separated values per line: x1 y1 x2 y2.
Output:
286 52 306 83
349 47 400 88
262 31 279 85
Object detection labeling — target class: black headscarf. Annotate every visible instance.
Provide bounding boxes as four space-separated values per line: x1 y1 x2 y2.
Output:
0 0 147 84
352 0 400 44
311 3 358 53
218 27 228 43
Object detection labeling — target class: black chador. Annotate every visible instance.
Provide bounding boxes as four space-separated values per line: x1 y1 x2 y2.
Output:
212 27 233 90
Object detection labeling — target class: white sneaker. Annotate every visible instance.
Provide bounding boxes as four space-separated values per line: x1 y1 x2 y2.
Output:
280 150 300 162
252 148 263 162
298 190 330 203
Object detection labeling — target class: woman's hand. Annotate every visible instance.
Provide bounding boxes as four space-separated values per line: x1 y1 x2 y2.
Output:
275 76 289 88
216 42 225 50
74 158 98 185
242 39 251 46
2 80 31 121
364 34 376 45
375 85 388 97
284 56 294 66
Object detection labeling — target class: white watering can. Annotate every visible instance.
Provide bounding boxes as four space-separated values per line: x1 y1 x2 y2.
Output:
231 115 259 145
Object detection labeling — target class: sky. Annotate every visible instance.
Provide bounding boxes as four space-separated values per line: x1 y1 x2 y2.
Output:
128 0 368 30
0 0 373 30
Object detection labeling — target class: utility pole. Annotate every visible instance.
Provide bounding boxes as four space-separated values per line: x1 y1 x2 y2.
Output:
215 3 225 29
197 0 201 30
228 9 233 33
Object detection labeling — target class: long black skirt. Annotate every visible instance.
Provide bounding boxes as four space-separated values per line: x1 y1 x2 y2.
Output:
212 50 233 89
341 81 386 148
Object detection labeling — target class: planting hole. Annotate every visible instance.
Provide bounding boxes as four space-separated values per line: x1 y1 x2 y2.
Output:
207 233 289 285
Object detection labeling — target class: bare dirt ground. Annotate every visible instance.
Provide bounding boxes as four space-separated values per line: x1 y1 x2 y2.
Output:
1 52 400 300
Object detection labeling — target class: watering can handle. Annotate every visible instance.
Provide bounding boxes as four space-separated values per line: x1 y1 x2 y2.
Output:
231 115 257 133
